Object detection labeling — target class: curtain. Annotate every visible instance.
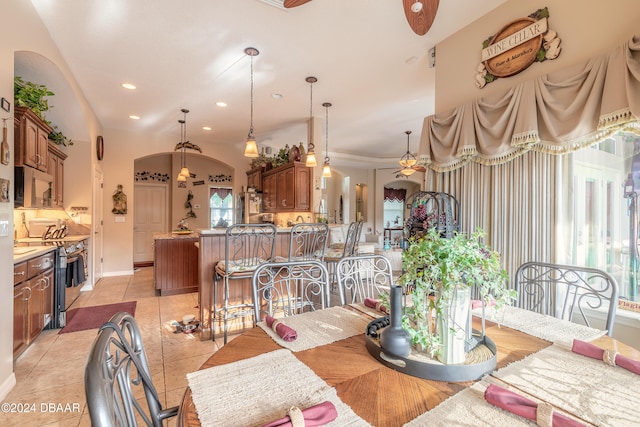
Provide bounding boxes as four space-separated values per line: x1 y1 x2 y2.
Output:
210 187 232 199
425 150 569 288
419 34 640 172
384 187 407 202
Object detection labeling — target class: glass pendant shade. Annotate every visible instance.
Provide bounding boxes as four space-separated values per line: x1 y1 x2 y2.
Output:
305 151 317 167
244 136 259 157
322 160 332 178
400 167 416 176
180 167 190 177
177 174 187 182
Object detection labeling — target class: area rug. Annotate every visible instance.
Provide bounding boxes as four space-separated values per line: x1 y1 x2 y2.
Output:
58 301 137 334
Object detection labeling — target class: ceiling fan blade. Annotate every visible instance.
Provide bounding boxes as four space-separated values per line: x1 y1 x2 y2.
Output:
403 0 439 36
414 165 426 172
283 0 312 8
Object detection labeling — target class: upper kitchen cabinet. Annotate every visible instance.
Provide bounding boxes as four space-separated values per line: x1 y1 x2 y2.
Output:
262 161 312 212
14 106 52 172
246 167 263 192
47 143 67 207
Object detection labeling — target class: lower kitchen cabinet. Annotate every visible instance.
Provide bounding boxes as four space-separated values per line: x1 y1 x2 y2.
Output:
13 251 55 359
154 235 199 296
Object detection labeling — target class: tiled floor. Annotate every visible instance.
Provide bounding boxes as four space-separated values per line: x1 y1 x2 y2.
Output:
0 267 227 426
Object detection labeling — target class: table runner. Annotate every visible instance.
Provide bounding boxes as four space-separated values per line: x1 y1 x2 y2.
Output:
491 343 640 426
348 302 384 318
257 306 370 352
473 305 606 344
187 349 371 427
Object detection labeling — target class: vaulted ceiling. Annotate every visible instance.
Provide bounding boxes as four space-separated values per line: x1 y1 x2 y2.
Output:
28 0 508 167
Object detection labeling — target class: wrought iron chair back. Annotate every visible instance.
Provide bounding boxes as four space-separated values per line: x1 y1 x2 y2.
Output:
252 260 330 322
213 223 277 343
288 223 330 262
515 261 619 336
336 254 394 305
85 312 178 427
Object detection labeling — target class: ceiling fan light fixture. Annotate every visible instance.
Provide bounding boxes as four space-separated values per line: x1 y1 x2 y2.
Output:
243 47 260 158
400 167 416 176
305 76 318 167
398 130 417 168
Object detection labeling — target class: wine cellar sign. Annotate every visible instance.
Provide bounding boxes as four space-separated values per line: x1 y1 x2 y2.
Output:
475 7 561 88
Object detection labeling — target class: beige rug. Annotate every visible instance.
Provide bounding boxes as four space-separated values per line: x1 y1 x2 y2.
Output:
473 305 606 344
492 344 640 427
257 306 370 352
187 349 371 427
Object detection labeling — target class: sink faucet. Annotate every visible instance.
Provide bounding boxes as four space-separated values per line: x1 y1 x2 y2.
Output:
295 215 305 223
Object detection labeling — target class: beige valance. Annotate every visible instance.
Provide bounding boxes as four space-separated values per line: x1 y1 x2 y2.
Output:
419 34 640 172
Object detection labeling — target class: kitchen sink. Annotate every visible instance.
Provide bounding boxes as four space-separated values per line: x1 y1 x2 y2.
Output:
13 248 37 255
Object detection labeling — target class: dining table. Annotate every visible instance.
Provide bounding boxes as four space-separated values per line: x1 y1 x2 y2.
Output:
177 305 640 427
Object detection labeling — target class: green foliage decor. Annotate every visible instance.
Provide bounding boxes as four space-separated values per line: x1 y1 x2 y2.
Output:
397 227 516 357
14 76 72 146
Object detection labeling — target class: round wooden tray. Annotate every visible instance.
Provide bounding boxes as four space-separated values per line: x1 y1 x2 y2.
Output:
365 316 497 382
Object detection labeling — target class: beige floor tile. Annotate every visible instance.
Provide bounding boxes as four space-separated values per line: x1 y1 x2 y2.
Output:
1 267 226 425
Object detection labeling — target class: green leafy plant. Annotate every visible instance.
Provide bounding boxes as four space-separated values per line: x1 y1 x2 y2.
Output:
48 127 74 147
397 227 516 357
14 76 54 120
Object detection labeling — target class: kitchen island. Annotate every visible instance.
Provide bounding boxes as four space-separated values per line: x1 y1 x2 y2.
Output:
196 227 294 340
153 232 199 296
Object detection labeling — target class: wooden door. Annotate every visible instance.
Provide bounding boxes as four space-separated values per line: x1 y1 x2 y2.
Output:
262 173 276 212
277 167 295 211
28 276 44 342
133 183 168 263
13 283 29 357
294 165 311 210
23 116 39 169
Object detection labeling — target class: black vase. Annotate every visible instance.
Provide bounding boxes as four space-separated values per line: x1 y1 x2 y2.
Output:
379 285 411 357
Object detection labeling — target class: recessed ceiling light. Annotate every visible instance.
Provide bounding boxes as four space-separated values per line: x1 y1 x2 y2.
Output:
271 93 283 99
216 101 227 107
121 83 136 90
129 115 140 120
202 126 212 131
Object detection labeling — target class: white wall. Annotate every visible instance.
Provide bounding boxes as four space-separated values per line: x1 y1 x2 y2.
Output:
0 1 102 400
436 0 640 113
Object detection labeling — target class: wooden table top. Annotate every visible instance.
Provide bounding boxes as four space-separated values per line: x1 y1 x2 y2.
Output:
177 313 640 427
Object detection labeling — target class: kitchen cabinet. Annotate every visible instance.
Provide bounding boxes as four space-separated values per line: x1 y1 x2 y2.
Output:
14 106 52 172
47 142 67 207
262 161 312 212
13 251 55 359
246 167 263 192
153 234 199 296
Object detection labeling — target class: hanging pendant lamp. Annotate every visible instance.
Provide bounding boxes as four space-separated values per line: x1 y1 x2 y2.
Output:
399 130 417 176
305 76 318 167
175 108 191 182
243 47 260 158
321 102 332 178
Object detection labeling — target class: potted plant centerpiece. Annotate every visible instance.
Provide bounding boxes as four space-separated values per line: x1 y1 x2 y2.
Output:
398 227 515 365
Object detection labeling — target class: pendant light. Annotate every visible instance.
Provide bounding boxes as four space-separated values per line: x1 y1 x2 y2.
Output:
305 76 318 167
243 47 260 158
399 130 417 176
321 102 332 178
176 108 190 182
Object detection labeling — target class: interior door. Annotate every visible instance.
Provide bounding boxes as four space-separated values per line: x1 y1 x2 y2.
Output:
133 183 168 263
92 167 104 285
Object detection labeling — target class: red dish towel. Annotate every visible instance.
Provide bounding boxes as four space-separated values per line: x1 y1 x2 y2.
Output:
364 297 388 314
572 339 640 375
485 384 585 427
266 316 297 342
262 401 337 427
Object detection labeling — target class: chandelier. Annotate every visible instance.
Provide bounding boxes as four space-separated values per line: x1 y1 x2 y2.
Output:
305 76 318 167
399 130 417 176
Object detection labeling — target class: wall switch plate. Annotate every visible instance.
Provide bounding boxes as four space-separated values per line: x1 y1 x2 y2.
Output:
115 216 125 223
0 219 8 237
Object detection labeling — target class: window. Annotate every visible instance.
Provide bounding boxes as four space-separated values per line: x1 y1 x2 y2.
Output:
210 187 233 228
572 132 638 300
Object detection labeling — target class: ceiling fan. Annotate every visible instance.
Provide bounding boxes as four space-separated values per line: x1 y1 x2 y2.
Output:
283 0 440 36
394 130 426 178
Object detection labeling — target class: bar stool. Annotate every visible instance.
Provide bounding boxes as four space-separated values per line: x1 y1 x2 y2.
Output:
285 223 330 262
324 221 363 287
212 224 276 344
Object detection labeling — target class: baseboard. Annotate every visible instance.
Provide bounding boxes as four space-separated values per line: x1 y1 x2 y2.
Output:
102 270 136 277
134 261 154 268
0 373 16 402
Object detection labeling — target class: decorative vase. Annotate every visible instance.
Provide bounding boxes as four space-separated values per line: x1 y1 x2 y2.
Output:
379 285 411 357
437 285 471 364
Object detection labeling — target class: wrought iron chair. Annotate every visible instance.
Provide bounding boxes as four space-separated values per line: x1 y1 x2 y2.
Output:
336 254 394 305
213 223 277 343
252 260 330 322
514 261 619 336
324 221 364 285
284 222 330 262
85 312 178 427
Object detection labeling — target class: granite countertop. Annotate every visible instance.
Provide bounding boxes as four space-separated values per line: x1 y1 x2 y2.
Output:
16 234 91 245
13 246 58 263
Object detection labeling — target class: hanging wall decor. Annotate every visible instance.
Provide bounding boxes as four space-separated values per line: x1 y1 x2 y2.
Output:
0 178 9 202
1 119 9 165
112 184 128 214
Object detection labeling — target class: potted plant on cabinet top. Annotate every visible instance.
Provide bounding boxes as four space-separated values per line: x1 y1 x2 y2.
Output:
398 227 516 364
